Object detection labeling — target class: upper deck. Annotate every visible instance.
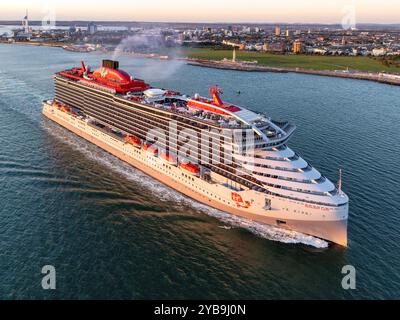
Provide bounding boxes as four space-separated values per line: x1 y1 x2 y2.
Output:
56 59 296 147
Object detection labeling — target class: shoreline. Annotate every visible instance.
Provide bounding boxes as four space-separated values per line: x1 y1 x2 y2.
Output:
0 41 65 47
186 59 400 86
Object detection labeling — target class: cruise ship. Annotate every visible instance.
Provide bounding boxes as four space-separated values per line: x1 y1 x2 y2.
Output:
43 60 349 246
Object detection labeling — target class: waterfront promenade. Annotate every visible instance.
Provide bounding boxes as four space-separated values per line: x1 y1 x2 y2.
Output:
187 59 400 86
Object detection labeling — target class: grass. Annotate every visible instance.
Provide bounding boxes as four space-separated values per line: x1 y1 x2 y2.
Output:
181 48 400 73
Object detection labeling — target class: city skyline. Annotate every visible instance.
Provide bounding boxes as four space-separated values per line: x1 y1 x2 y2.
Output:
0 0 399 24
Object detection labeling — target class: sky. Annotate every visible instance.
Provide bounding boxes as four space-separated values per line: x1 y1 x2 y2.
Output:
0 0 398 23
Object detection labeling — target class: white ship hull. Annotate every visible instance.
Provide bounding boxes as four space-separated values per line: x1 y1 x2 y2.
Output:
43 101 348 246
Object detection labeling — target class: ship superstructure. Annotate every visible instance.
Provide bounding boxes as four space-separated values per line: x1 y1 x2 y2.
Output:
43 60 349 246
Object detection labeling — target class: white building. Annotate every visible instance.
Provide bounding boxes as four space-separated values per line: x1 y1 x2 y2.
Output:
22 10 29 33
87 22 98 35
372 48 388 56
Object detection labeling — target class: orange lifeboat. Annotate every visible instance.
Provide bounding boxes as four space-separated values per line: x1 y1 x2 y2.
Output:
143 143 158 156
161 152 177 165
179 162 200 176
130 96 143 102
52 101 61 109
125 135 141 148
60 106 71 113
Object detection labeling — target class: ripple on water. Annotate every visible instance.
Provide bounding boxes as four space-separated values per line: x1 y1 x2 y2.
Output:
1 45 400 299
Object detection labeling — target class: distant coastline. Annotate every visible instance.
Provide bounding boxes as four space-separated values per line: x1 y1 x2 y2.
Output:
0 41 64 48
0 41 172 59
187 59 400 86
2 41 400 85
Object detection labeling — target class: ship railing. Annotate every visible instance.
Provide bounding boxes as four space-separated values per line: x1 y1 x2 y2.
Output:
222 183 244 192
142 100 248 130
167 107 247 130
88 121 125 142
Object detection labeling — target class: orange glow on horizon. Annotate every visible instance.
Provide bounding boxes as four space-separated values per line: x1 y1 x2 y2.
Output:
0 0 398 23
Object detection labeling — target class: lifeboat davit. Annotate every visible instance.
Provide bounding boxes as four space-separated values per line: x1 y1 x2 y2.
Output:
143 143 158 156
125 135 141 148
161 152 177 165
179 162 200 176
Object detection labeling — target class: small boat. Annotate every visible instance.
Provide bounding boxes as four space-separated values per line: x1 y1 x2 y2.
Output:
160 152 177 165
143 143 158 156
179 162 200 176
125 135 141 148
